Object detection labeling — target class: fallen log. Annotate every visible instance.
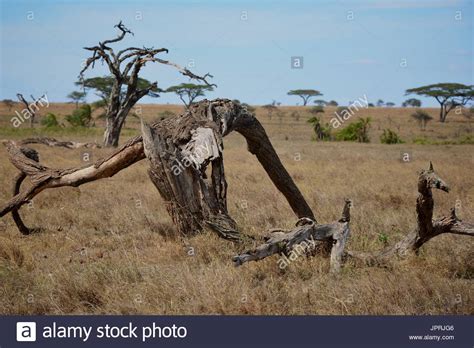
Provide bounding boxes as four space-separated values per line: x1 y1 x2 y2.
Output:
15 137 102 149
233 199 352 273
0 135 145 219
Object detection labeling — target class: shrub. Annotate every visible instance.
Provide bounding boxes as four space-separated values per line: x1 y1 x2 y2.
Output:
65 104 92 127
41 113 60 128
458 135 474 144
335 117 371 143
412 137 432 145
308 116 332 141
380 129 404 144
309 105 324 115
411 110 433 130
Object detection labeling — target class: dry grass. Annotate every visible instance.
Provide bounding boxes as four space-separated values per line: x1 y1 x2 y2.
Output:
0 102 473 315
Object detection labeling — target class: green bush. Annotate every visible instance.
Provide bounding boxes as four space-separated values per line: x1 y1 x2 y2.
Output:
335 117 371 143
412 137 431 145
309 105 324 115
380 129 404 144
459 135 474 144
65 104 92 127
307 116 332 141
41 113 59 128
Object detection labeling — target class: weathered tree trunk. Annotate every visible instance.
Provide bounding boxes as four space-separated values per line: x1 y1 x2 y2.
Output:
10 137 101 149
233 199 351 273
439 103 447 123
1 99 314 241
141 120 240 240
346 162 473 265
231 108 315 220
103 116 123 148
10 147 40 235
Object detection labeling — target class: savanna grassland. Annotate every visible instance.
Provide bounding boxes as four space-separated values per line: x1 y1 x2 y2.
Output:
0 102 473 315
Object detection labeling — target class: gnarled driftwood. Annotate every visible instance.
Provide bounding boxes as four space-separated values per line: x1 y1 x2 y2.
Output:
233 199 351 273
346 162 473 265
14 137 102 149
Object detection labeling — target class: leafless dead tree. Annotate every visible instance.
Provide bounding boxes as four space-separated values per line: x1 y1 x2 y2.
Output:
79 21 214 147
16 93 46 128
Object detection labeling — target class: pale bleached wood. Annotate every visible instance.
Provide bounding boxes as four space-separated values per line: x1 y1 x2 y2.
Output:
233 199 351 273
14 137 102 149
346 163 473 266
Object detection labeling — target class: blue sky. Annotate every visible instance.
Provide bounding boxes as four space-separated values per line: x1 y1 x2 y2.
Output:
0 0 472 106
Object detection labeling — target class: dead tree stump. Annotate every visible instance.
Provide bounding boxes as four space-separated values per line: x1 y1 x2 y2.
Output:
346 162 473 265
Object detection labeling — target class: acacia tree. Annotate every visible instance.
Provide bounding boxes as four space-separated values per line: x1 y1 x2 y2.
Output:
76 76 157 106
67 91 86 108
402 98 421 107
79 21 213 147
287 89 322 106
309 105 324 115
313 99 327 106
165 83 214 109
406 83 474 122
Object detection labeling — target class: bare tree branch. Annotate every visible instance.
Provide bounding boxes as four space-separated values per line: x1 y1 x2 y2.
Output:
16 93 46 128
78 21 216 147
